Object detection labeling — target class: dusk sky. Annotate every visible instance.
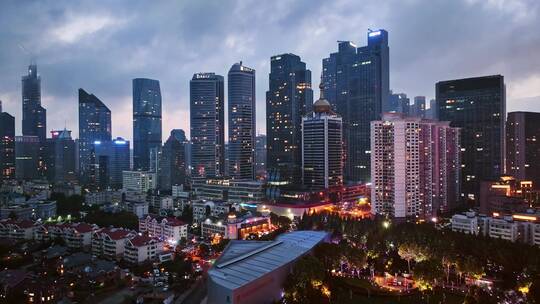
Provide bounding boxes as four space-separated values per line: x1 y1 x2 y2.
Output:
1 0 539 141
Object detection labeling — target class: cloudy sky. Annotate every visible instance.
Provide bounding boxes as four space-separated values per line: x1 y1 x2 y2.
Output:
1 0 539 141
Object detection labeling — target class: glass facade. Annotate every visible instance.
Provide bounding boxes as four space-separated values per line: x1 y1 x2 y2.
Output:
190 73 225 178
436 75 505 201
322 29 389 184
133 78 162 171
94 137 130 189
78 88 112 183
506 111 540 188
228 62 256 180
160 129 187 191
266 54 313 191
0 110 15 180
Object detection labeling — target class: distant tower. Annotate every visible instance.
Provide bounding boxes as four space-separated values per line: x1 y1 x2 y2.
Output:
22 63 47 177
302 84 343 190
0 106 15 180
228 62 256 180
133 78 162 171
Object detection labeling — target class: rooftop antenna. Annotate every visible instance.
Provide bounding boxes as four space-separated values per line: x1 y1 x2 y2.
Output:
18 43 36 65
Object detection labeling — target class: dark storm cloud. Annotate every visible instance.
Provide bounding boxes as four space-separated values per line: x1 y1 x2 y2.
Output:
1 0 539 141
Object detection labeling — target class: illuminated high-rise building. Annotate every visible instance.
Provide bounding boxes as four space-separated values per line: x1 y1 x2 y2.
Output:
437 75 505 202
78 88 111 183
302 85 343 190
371 113 460 218
93 137 130 189
133 78 162 171
22 63 46 142
21 63 46 176
322 29 390 184
266 54 313 192
506 111 540 188
228 62 256 180
190 73 225 178
0 103 15 180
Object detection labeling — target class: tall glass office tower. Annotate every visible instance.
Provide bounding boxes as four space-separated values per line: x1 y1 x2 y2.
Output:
22 63 47 177
190 73 225 178
22 63 46 142
266 54 313 191
78 88 111 183
437 75 505 202
160 129 187 191
228 62 256 180
322 29 389 184
0 103 15 181
133 78 162 171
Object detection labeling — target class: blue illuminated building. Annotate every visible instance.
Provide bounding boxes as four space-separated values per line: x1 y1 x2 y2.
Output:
322 29 389 184
133 78 162 171
78 88 111 183
93 137 130 189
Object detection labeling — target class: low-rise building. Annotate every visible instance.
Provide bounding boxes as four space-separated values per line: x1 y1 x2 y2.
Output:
192 178 264 203
125 200 149 218
92 228 136 260
451 212 479 235
139 215 188 243
192 200 239 222
122 171 157 193
201 213 271 240
207 231 328 304
257 202 332 220
124 235 164 264
0 219 36 240
34 222 98 249
488 217 519 242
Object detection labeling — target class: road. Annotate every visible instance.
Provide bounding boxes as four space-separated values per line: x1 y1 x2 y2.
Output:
96 287 134 304
176 277 207 304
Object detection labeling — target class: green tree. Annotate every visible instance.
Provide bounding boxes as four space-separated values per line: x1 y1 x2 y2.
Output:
529 278 540 304
398 243 428 273
283 255 329 304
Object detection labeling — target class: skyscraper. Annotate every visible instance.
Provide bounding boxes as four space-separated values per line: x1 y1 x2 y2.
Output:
78 88 112 183
21 63 46 177
0 103 15 181
410 96 426 118
15 136 40 180
506 112 540 188
322 29 390 184
255 135 267 179
388 91 410 114
371 113 460 218
228 62 256 180
160 129 187 191
266 54 313 191
22 64 46 142
190 73 225 178
47 129 77 183
437 75 505 202
133 78 162 171
94 137 130 189
302 86 343 190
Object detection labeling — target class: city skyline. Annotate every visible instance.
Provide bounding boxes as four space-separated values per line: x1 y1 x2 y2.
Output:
1 1 539 141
